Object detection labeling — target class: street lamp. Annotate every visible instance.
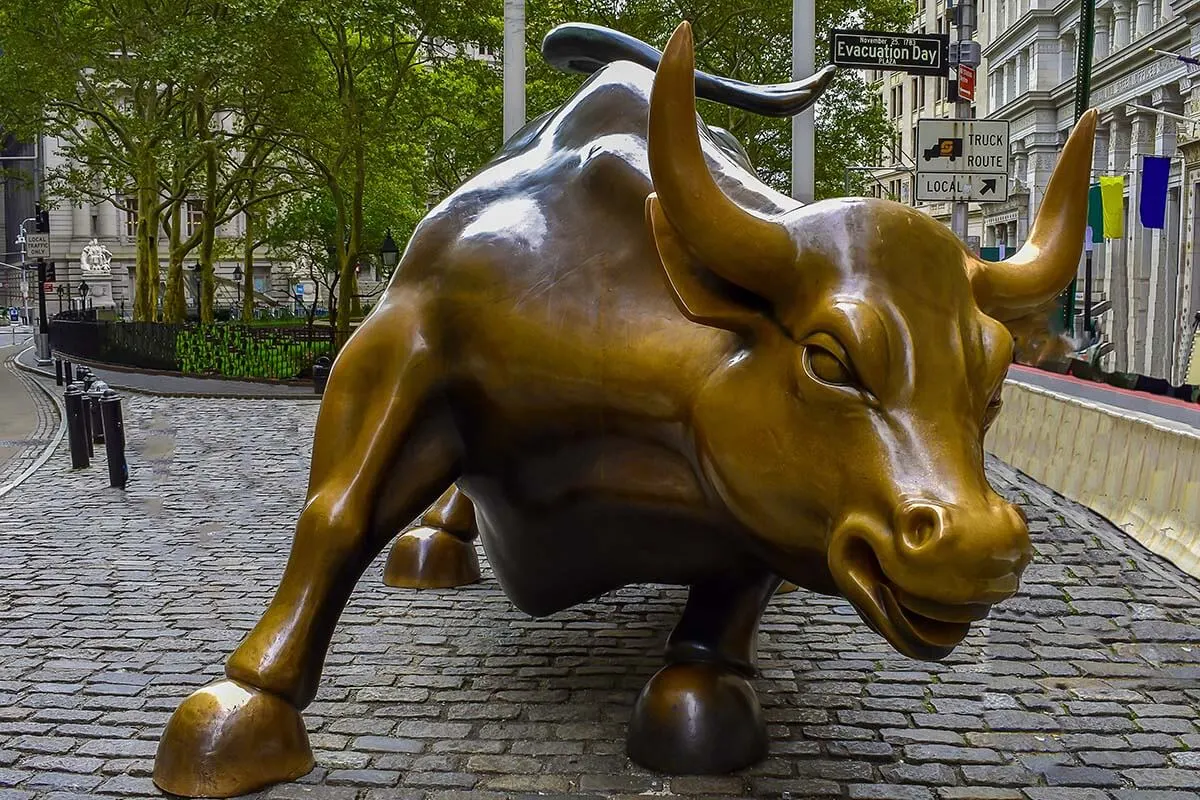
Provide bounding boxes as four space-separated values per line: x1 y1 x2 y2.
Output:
233 264 243 313
78 281 90 312
379 229 399 280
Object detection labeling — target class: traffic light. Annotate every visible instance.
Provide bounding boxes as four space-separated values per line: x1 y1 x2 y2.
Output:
46 262 56 282
35 203 49 233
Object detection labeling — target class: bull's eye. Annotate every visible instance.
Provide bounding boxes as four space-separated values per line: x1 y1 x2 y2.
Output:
804 345 854 387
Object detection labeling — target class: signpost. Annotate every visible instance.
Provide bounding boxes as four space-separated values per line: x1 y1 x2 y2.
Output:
829 30 950 77
958 64 976 102
24 233 49 259
915 118 1009 203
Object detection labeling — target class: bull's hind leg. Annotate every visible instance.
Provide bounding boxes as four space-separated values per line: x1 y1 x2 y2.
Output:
384 483 481 588
154 295 459 798
627 568 781 774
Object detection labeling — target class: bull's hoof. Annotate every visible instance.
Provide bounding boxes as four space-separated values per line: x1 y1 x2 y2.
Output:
627 661 767 774
383 526 480 589
153 679 314 798
777 581 799 594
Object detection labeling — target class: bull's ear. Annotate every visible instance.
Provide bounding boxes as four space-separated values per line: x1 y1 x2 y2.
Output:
646 195 768 333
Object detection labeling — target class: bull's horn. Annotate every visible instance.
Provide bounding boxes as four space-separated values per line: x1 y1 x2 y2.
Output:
648 22 795 302
970 109 1098 322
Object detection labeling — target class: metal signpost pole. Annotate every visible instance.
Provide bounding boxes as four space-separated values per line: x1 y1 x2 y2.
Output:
502 0 526 143
792 0 815 203
952 0 979 242
1070 0 1096 335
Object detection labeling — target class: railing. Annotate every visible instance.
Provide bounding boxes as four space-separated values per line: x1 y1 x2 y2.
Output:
49 318 349 381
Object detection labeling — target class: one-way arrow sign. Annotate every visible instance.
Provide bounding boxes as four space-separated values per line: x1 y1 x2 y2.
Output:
981 178 997 195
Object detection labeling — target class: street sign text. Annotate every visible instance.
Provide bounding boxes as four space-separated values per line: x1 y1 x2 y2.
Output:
24 233 49 259
830 30 949 77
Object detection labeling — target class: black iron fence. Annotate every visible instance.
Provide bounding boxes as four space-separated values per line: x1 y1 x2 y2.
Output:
49 318 349 381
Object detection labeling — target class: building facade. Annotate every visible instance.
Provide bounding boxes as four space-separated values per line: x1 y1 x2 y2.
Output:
872 0 1200 382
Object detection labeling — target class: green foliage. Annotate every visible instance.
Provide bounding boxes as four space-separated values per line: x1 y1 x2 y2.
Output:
525 0 911 199
175 324 331 380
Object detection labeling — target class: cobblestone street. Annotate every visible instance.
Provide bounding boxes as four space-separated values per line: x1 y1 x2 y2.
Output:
1 392 1198 800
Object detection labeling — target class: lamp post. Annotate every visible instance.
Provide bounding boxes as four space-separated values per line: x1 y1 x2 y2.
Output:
380 229 399 281
233 264 243 314
78 281 90 313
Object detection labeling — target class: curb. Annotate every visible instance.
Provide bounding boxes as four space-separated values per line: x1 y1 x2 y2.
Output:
14 353 322 402
0 347 68 501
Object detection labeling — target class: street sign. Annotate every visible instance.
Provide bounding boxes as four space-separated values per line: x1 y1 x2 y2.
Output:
958 65 976 102
915 118 1009 202
43 282 55 293
829 30 950 77
7 307 18 322
24 233 49 259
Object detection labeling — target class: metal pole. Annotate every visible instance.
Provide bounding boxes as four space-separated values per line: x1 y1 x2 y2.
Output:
100 389 128 489
64 383 90 469
1066 0 1097 331
503 0 526 142
952 0 978 242
792 0 815 203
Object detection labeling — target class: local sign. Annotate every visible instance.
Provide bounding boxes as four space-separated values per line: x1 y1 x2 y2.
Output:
915 118 1010 203
830 30 950 77
958 64 976 102
23 233 49 259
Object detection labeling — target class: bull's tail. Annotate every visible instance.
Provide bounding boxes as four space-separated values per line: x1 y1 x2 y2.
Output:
541 22 837 118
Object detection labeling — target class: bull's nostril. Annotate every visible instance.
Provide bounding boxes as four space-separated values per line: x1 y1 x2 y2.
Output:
899 504 942 553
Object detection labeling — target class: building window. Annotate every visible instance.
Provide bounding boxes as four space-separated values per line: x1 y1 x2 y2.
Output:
90 212 98 237
185 199 204 237
253 275 268 293
125 196 138 237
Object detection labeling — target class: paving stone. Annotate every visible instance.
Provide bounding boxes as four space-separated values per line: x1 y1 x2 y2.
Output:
2 395 1200 800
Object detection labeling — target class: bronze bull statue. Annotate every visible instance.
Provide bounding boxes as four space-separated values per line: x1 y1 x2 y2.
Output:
155 22 1097 797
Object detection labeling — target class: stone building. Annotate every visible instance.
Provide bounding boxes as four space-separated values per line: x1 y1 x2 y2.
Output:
872 0 1200 381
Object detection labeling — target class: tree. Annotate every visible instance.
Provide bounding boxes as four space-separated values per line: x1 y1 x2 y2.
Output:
524 0 911 199
250 0 502 333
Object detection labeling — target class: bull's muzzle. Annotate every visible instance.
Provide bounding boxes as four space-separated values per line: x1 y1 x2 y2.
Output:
828 498 1032 661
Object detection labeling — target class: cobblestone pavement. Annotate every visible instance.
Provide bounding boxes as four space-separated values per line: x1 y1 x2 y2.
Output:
0 395 1198 800
0 345 61 492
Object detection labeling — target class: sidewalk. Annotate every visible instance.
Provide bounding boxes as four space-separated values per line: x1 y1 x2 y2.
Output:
15 346 319 399
0 342 62 495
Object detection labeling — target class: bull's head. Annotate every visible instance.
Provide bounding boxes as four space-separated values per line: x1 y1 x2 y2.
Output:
647 23 1096 660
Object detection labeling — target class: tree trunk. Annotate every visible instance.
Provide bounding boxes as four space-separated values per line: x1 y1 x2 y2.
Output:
163 201 187 323
198 99 218 323
132 155 159 321
242 178 256 322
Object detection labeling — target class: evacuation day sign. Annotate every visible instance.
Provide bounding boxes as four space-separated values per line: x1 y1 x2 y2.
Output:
829 30 950 78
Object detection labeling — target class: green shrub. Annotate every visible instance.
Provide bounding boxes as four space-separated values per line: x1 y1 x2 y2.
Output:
175 324 330 379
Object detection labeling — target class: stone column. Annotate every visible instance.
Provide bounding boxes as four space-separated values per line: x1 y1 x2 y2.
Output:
97 199 118 239
1095 8 1111 60
1114 0 1131 49
1106 113 1132 371
1175 137 1200 382
1093 123 1111 297
1135 0 1154 37
1128 109 1157 374
1145 86 1183 376
71 202 90 240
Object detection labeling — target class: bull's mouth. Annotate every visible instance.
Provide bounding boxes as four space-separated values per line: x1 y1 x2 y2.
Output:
831 535 991 661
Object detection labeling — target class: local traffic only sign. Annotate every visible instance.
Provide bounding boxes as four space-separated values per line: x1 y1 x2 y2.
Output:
24 233 49 259
830 30 949 77
915 118 1010 203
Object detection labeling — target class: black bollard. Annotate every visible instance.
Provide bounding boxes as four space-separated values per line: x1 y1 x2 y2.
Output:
81 369 95 392
63 360 72 386
54 358 63 386
87 382 107 444
81 392 94 457
99 390 128 489
64 384 90 469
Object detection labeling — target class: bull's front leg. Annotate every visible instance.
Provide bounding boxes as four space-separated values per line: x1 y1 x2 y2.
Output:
153 296 460 798
627 568 781 774
383 483 481 589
